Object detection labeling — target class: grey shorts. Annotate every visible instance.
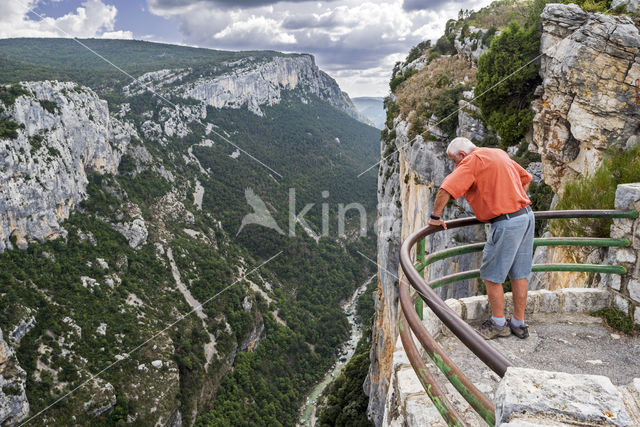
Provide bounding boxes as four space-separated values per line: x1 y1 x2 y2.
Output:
480 209 535 284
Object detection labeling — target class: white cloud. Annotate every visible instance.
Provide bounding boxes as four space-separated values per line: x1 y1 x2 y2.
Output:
101 30 134 39
0 0 127 39
214 15 296 44
147 0 496 96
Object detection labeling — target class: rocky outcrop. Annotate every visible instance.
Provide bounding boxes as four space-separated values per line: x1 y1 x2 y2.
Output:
0 81 129 252
0 328 29 425
109 202 148 249
454 26 494 62
368 113 486 425
124 55 368 124
456 91 490 143
612 0 638 13
532 3 640 193
9 315 36 345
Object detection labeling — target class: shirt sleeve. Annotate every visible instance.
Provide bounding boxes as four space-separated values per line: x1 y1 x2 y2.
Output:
511 160 532 186
440 158 476 200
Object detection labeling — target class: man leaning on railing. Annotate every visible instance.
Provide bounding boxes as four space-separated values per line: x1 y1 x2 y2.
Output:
427 137 534 340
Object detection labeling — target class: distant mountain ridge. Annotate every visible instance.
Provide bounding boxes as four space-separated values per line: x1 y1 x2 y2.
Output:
352 97 385 129
0 38 370 125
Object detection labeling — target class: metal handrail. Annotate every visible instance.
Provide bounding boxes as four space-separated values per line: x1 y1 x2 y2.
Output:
398 209 638 426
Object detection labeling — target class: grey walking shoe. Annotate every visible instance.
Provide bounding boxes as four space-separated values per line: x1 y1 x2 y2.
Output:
508 318 529 339
476 319 511 340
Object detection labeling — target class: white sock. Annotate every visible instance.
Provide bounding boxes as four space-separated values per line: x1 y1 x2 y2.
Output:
491 316 506 327
510 317 525 328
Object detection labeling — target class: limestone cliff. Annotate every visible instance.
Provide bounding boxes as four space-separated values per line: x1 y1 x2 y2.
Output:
123 54 367 123
0 328 28 425
0 81 129 252
529 3 640 289
532 3 640 193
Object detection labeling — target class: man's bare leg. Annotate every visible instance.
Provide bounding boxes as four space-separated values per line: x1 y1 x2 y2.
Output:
484 279 504 318
476 279 511 339
510 278 528 323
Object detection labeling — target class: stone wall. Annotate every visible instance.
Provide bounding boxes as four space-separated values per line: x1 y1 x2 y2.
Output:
602 183 640 325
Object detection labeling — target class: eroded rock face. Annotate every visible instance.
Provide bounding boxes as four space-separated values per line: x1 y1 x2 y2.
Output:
366 130 402 425
454 26 494 62
123 56 367 124
186 55 360 119
532 4 640 193
0 329 29 425
368 115 486 425
457 94 489 143
108 202 148 249
0 81 129 252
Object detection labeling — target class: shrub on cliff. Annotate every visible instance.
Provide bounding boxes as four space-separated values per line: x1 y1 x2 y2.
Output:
475 21 541 148
0 84 28 107
553 144 640 237
0 119 23 140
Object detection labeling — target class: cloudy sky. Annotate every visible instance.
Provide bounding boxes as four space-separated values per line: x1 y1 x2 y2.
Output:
0 0 492 97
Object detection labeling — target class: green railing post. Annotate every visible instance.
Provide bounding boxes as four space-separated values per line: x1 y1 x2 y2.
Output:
415 237 426 320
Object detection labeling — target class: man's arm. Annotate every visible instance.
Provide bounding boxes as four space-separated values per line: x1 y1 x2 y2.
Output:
511 159 532 190
427 188 452 229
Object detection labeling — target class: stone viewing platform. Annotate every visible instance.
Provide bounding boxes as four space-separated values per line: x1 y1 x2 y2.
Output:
384 289 640 426
384 183 640 426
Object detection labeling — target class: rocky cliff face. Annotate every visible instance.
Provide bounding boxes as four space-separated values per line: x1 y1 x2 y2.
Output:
454 26 494 62
0 328 28 425
0 81 129 252
529 3 640 289
532 3 640 193
368 104 488 425
123 54 367 123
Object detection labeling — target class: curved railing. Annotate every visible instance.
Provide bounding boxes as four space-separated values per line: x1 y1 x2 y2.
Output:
398 209 638 426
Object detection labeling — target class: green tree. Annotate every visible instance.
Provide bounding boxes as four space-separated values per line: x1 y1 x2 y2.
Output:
475 21 541 147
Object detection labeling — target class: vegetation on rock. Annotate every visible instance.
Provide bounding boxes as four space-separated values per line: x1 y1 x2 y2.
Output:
592 307 640 335
475 21 541 148
552 144 640 237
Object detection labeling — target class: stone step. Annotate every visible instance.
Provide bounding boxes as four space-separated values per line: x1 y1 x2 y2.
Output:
619 380 640 426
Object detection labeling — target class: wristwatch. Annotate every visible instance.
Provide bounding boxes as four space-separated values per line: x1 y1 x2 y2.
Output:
430 214 440 220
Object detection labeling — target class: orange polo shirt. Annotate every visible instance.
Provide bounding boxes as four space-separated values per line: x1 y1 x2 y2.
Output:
440 147 532 222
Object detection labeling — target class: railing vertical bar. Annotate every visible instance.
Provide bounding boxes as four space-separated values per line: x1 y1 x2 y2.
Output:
415 237 426 320
399 313 467 427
